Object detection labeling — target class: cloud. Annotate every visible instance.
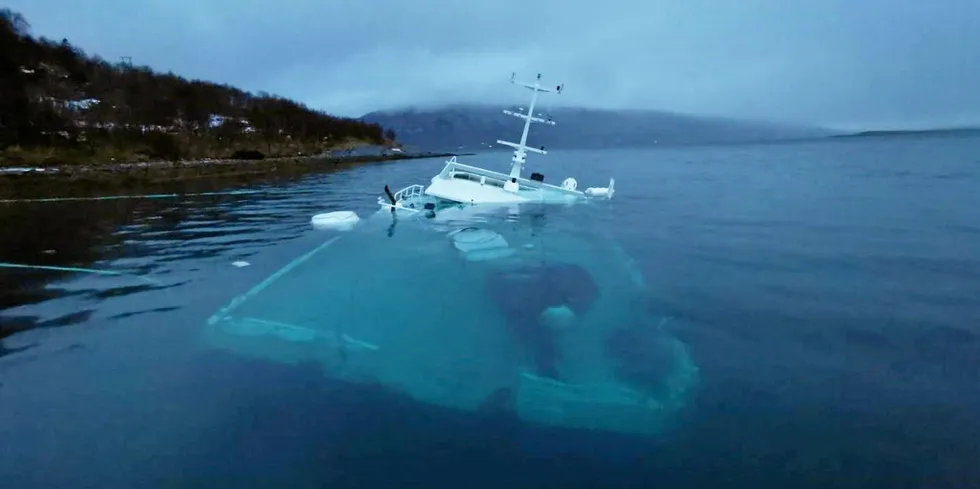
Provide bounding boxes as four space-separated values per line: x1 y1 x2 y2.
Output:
7 0 980 128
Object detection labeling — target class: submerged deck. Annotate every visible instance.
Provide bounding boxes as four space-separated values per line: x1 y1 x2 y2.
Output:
203 207 698 435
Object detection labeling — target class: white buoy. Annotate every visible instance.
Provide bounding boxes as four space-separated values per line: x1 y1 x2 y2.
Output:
231 261 250 268
585 178 615 199
311 211 360 231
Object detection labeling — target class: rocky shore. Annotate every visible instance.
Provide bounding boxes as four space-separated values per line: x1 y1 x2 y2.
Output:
1 150 456 178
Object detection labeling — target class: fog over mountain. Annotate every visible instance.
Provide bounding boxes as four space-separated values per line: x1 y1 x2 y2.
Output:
362 104 834 152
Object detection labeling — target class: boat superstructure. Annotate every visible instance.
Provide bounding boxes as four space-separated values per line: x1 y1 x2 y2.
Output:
378 73 614 213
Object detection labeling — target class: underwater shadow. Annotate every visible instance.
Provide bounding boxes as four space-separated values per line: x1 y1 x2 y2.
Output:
185 352 676 489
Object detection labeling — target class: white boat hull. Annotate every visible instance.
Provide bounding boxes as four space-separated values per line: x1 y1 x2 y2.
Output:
424 174 582 205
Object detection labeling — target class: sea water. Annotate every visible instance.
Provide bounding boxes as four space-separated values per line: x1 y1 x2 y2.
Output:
1 134 979 488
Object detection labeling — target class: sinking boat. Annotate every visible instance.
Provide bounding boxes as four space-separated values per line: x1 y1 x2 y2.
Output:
202 74 698 436
376 72 615 213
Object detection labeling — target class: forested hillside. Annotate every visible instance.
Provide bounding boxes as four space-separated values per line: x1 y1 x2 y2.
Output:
0 9 395 166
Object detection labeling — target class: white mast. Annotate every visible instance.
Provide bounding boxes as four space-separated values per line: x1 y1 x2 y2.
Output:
497 73 563 193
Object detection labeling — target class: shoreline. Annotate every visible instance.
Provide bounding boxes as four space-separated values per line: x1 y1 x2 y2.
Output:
0 151 463 201
0 151 459 178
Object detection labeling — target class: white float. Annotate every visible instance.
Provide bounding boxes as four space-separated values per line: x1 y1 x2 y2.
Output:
585 178 616 199
311 211 360 231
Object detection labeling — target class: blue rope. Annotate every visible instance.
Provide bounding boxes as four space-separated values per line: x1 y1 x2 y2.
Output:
0 189 267 204
206 236 342 326
0 262 164 286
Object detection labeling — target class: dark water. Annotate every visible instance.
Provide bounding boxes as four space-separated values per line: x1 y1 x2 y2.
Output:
2 135 979 488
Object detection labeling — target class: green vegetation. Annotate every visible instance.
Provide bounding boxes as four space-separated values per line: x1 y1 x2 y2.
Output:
0 8 398 167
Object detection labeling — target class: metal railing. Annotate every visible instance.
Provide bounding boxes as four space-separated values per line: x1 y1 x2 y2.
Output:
377 184 426 212
393 184 425 201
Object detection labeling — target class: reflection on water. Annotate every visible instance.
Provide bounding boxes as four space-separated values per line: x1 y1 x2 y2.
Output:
0 164 392 357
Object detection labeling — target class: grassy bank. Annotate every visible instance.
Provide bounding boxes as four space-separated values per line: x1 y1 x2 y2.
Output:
2 8 400 178
0 133 396 168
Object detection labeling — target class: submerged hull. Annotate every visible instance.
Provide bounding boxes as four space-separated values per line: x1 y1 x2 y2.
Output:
203 204 698 435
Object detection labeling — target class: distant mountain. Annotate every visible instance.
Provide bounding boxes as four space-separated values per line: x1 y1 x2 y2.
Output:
361 104 833 152
832 127 980 138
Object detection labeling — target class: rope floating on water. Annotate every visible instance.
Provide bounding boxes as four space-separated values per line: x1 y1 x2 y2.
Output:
0 262 164 286
0 189 267 204
206 236 342 326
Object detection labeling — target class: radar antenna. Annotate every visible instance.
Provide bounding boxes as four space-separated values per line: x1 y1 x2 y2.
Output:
497 73 564 193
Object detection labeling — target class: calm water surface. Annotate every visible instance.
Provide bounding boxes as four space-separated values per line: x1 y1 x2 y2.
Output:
2 135 979 488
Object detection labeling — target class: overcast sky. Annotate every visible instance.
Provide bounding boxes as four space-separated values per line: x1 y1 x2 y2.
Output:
7 0 980 130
